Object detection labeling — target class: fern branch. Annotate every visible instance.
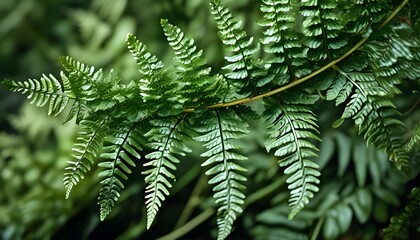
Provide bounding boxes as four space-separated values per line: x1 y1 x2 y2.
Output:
64 116 110 198
161 19 227 108
143 113 192 229
2 75 70 116
194 109 248 240
335 69 409 169
98 119 144 220
210 0 259 96
263 91 321 219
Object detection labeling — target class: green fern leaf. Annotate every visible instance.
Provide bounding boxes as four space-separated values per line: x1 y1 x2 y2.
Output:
259 0 311 85
406 122 420 152
126 33 164 79
363 23 420 94
161 19 227 108
59 56 99 101
263 91 321 219
2 75 69 116
326 74 353 106
125 33 183 115
64 116 109 198
210 0 259 96
194 109 248 240
383 187 420 240
143 113 192 229
98 120 143 221
340 72 408 169
301 0 348 61
342 0 391 33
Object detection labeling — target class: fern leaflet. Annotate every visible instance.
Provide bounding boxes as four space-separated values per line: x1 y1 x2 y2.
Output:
98 120 143 220
210 0 259 96
383 187 420 240
263 91 321 219
161 19 227 109
143 114 192 229
259 0 311 85
339 72 408 169
194 109 248 240
300 0 348 61
2 74 69 116
125 33 183 115
64 116 110 198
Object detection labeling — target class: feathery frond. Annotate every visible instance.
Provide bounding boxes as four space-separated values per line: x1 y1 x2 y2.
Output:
343 0 391 34
64 116 110 198
300 0 348 61
1 1 418 239
326 74 353 106
383 187 420 240
259 0 311 86
143 114 192 229
210 0 259 96
59 56 99 101
2 75 69 116
98 120 144 221
125 33 183 115
339 72 408 169
406 122 420 152
363 22 420 94
194 109 248 240
161 19 227 109
263 91 321 219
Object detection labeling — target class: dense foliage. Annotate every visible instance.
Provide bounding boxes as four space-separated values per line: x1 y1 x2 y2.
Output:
1 0 419 239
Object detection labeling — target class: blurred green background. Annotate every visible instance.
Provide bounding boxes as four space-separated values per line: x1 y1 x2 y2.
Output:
0 0 419 239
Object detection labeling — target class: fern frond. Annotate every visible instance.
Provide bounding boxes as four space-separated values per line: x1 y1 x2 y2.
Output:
126 33 164 79
406 122 420 152
59 56 123 123
98 120 143 221
263 91 321 219
2 75 69 116
326 74 354 106
59 56 99 101
210 0 259 96
383 187 420 240
161 19 227 108
363 23 420 94
62 99 88 124
259 0 310 85
143 113 192 229
301 0 348 61
342 0 391 33
64 116 110 198
125 33 183 115
194 109 248 240
340 72 408 169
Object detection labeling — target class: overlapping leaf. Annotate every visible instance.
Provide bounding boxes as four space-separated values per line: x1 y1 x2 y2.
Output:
300 0 348 61
161 19 227 109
